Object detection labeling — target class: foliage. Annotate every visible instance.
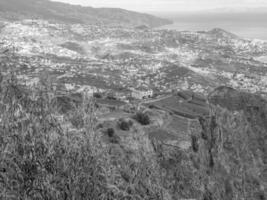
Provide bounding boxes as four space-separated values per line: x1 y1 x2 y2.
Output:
106 128 115 137
68 109 84 129
117 119 132 131
0 74 109 199
191 135 199 153
93 93 102 99
133 112 150 126
0 73 164 200
60 42 86 55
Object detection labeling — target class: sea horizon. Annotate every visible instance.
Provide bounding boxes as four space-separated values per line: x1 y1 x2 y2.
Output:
154 11 267 41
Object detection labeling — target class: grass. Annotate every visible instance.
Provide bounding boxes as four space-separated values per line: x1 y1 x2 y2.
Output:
148 129 177 142
148 95 209 119
0 72 165 200
60 42 86 55
96 98 126 107
168 116 188 133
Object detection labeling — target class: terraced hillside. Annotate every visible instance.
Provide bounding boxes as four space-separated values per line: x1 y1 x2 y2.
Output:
145 91 209 119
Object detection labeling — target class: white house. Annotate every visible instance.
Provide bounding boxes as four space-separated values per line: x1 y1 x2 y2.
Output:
65 83 76 91
77 85 98 97
132 87 153 100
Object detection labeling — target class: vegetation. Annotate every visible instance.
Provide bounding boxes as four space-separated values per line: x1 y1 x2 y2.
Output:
0 73 164 200
93 92 102 99
68 109 84 129
191 135 199 152
133 112 150 125
106 127 115 137
117 119 133 131
60 42 86 55
1 70 265 200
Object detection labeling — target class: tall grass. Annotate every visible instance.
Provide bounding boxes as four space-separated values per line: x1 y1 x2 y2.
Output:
0 73 165 200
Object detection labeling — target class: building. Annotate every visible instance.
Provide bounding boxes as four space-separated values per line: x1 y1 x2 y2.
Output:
77 85 99 97
132 87 153 100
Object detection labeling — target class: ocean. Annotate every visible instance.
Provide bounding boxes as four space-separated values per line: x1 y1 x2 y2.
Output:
156 12 267 41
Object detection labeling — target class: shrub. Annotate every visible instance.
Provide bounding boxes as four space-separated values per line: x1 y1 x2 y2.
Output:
133 112 150 125
107 95 116 100
0 73 164 200
191 135 199 152
107 128 115 137
69 110 84 129
106 128 121 144
117 119 132 131
128 120 133 127
96 123 103 129
93 92 102 98
149 104 156 109
0 74 110 200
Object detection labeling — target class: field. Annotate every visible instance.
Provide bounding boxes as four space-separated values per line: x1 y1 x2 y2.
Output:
168 116 189 133
147 115 192 149
97 111 130 122
146 93 209 119
96 98 126 107
148 129 178 142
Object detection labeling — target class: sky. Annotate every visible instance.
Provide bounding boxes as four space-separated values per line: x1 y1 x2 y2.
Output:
51 0 267 12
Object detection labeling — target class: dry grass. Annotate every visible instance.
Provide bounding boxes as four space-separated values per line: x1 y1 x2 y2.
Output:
0 73 165 200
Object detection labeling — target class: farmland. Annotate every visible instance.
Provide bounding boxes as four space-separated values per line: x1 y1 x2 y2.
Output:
145 92 209 119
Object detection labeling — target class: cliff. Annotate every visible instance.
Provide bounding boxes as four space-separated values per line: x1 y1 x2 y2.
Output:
188 86 267 199
149 86 267 199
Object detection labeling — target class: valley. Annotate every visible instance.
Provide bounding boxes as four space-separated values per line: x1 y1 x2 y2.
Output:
1 20 267 98
1 19 267 139
0 1 267 199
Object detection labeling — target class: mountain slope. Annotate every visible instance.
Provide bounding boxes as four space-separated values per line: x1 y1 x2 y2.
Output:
189 86 267 199
0 0 172 27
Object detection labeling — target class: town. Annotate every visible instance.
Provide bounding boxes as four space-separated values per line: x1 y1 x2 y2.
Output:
0 0 267 198
1 19 267 145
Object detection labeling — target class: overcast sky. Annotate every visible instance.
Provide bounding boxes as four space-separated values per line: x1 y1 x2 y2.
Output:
51 0 267 12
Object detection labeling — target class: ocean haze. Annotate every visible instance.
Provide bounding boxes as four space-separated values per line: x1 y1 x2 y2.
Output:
51 0 267 12
155 11 267 40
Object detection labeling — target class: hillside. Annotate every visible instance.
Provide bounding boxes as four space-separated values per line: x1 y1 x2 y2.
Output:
0 0 172 27
1 0 267 198
0 72 266 199
189 87 267 199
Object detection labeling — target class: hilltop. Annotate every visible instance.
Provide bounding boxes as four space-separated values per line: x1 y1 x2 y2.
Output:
0 0 172 27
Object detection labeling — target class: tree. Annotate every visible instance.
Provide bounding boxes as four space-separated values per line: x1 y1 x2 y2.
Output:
118 119 132 131
93 93 102 98
107 128 115 137
133 112 150 125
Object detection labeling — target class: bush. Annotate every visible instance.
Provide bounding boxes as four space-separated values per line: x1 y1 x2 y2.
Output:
96 123 103 129
107 95 116 100
128 120 133 127
0 75 109 200
69 111 84 129
107 128 115 137
149 104 156 109
106 128 121 144
191 135 199 152
0 73 163 200
133 112 150 125
117 119 132 131
93 92 102 98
